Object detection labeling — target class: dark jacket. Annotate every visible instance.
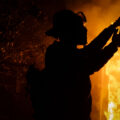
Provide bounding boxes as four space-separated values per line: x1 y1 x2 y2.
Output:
45 25 118 120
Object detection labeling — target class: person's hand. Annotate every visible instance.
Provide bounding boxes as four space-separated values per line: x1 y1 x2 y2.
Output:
112 17 120 27
112 29 120 47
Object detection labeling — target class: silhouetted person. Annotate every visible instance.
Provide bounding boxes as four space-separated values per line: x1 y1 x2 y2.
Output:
26 10 120 120
45 10 120 120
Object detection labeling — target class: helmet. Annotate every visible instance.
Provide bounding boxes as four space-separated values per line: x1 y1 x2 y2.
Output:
46 10 87 38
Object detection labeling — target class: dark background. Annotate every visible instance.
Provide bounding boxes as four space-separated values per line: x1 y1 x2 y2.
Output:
0 0 66 119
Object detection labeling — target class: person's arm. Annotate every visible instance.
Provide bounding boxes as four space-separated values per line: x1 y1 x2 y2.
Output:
87 17 120 51
90 42 118 74
88 30 120 74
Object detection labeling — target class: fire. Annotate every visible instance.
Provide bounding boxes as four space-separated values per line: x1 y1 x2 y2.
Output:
104 50 120 120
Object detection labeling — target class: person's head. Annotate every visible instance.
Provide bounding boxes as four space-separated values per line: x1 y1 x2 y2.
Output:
46 10 87 46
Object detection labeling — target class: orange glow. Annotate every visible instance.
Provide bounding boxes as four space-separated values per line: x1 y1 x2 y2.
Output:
65 0 120 119
76 45 84 49
104 51 120 120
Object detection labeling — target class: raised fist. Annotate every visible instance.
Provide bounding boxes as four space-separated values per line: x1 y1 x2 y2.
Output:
112 29 120 47
113 17 120 27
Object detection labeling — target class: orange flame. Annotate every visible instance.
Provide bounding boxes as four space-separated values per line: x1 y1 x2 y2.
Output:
104 50 120 120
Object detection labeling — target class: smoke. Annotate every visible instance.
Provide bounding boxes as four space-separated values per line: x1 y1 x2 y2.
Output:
65 0 120 42
65 0 120 120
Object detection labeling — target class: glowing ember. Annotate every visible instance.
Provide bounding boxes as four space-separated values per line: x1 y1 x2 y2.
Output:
76 45 84 49
104 50 120 120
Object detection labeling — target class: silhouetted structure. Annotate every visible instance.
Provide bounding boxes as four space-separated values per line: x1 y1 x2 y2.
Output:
26 10 120 120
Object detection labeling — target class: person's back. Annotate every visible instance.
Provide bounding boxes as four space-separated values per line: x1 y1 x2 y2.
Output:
45 40 93 120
